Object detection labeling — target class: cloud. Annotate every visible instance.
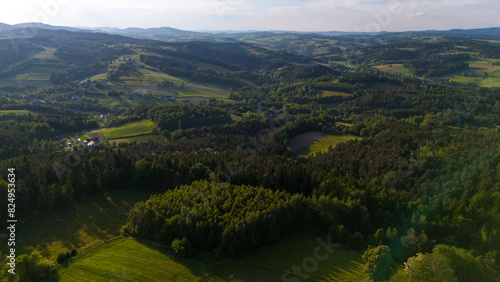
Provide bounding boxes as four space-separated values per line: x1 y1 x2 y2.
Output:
408 12 426 19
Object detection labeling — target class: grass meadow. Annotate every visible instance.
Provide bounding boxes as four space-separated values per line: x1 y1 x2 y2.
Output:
59 234 367 281
297 134 360 157
89 120 156 140
0 110 31 116
373 64 413 76
9 190 151 261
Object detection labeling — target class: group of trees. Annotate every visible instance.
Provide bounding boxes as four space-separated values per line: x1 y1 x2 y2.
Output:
140 54 241 86
54 41 131 65
0 252 58 281
107 59 140 81
147 104 232 132
49 62 106 85
363 244 496 281
403 53 470 76
146 42 306 71
0 39 43 69
124 180 304 258
0 121 55 160
0 114 99 161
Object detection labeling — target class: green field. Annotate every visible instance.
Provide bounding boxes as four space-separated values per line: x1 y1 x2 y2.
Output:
177 83 230 100
0 65 63 86
0 110 30 116
321 90 352 97
230 114 243 122
9 179 367 281
443 57 500 87
9 190 151 261
90 63 229 100
33 47 57 59
373 64 413 76
297 134 360 157
59 234 367 281
90 120 156 140
109 134 163 144
474 39 500 45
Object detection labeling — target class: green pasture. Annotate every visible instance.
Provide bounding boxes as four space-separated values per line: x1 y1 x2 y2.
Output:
59 234 367 281
297 134 360 157
89 120 156 140
10 190 151 261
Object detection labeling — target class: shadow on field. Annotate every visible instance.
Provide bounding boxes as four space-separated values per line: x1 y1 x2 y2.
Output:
134 238 217 279
17 190 151 260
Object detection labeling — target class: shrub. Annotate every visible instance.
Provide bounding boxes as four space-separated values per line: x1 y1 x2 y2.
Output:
56 249 77 264
363 245 394 281
171 238 194 259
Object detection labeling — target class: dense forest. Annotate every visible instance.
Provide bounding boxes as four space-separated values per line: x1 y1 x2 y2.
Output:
124 180 303 258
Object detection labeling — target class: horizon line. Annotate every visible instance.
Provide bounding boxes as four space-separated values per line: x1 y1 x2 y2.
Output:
1 21 500 35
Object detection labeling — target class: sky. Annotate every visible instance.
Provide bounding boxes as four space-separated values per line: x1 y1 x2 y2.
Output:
1 0 499 32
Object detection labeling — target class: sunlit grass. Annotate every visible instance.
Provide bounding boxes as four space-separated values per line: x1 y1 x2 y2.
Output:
297 134 360 157
12 190 150 261
59 234 367 281
89 120 156 140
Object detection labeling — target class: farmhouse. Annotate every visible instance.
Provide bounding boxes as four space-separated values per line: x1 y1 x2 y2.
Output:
84 138 100 148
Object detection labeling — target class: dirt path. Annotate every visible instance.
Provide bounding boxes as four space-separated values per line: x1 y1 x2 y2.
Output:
88 132 106 141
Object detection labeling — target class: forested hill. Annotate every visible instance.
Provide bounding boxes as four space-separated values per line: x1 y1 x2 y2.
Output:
0 28 310 89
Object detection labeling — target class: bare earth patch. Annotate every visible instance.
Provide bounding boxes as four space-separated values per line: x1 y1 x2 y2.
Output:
289 131 327 152
88 132 106 141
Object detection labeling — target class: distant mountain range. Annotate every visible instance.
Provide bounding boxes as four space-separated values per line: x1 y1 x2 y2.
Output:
0 22 86 32
1 22 500 42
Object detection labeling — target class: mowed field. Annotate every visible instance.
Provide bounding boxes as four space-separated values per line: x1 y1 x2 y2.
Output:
89 120 156 140
321 90 352 97
0 48 62 86
0 110 31 116
8 182 367 282
0 65 63 86
373 64 413 76
291 132 359 157
89 54 230 101
374 58 500 87
8 190 151 261
109 134 163 144
290 131 327 152
59 235 367 281
441 58 500 87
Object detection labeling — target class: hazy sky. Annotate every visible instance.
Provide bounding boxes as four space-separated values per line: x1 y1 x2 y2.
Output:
1 0 499 31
